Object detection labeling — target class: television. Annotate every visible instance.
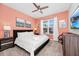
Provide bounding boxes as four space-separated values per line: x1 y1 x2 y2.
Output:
70 7 79 29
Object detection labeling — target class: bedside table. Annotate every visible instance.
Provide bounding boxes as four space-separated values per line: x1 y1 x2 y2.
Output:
34 32 40 35
0 37 13 51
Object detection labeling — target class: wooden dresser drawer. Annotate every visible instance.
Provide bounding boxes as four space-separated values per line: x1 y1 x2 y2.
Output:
0 37 13 51
0 43 13 51
1 39 13 44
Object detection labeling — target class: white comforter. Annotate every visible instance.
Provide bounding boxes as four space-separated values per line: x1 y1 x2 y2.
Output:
15 33 48 56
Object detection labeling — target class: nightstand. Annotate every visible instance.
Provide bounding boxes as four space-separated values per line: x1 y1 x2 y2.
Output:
0 37 13 51
34 32 39 35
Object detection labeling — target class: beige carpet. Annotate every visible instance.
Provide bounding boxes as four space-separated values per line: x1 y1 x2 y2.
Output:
0 41 63 56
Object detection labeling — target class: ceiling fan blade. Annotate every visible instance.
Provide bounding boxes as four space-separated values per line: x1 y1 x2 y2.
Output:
40 6 48 10
39 10 43 14
32 9 43 14
32 9 39 12
33 3 39 9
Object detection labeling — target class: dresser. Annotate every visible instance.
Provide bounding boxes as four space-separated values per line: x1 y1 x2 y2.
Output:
0 37 13 51
59 32 79 56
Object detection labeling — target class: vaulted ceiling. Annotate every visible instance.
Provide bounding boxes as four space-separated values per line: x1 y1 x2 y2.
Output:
3 3 72 18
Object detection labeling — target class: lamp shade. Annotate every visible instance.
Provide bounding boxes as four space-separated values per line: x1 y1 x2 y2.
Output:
34 28 37 30
3 25 11 30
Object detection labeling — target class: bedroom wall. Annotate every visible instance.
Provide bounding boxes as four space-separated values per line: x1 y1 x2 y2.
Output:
69 3 79 35
0 4 35 38
0 3 69 39
35 11 69 40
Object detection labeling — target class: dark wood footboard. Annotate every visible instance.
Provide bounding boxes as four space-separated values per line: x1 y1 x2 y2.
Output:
14 39 49 56
34 39 49 56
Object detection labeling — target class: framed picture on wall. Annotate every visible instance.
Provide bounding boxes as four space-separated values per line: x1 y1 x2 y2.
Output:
59 20 67 28
25 21 32 28
16 18 25 27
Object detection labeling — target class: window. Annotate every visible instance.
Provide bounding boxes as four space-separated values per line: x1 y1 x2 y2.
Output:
49 20 54 34
43 21 48 34
41 19 54 34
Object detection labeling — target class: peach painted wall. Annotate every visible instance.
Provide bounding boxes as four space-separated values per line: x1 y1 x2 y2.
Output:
0 3 69 40
35 11 69 40
0 4 35 38
34 19 40 33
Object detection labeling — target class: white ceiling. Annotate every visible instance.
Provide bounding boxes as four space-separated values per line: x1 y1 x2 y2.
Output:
3 3 72 18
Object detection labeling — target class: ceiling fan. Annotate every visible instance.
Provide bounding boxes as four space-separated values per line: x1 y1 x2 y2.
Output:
32 3 48 14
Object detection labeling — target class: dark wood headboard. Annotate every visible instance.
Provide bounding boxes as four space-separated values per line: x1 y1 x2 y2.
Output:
13 30 33 42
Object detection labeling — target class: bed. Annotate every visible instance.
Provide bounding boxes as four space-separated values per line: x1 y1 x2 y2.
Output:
13 30 49 56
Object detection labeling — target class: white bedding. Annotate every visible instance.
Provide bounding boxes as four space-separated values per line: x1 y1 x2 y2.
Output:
14 32 48 56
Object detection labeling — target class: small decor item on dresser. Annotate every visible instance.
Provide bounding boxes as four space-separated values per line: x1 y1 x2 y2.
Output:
3 25 11 38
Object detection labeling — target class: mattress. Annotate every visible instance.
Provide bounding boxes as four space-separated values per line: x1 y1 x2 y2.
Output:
15 35 48 52
33 35 48 50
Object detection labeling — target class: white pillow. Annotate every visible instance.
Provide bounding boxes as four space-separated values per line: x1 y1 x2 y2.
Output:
17 32 22 37
17 32 26 37
17 32 34 40
24 32 34 40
